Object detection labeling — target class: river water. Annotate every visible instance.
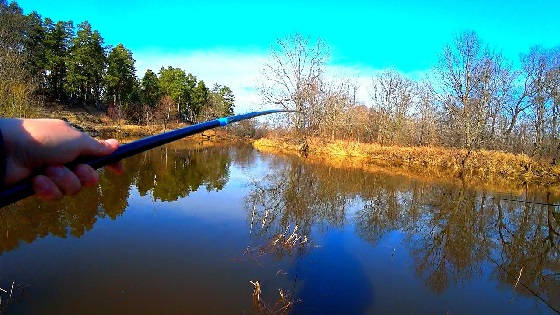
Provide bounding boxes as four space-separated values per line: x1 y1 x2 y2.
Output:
0 142 559 314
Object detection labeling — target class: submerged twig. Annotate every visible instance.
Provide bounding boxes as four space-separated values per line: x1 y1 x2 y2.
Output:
0 281 27 313
514 267 524 289
250 280 262 303
249 281 298 314
262 210 270 229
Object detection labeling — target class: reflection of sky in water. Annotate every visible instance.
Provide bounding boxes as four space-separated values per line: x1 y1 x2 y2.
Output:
0 144 558 314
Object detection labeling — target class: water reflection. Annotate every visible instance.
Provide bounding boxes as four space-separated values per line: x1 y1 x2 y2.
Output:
1 144 232 255
245 162 346 248
245 158 560 312
1 143 559 313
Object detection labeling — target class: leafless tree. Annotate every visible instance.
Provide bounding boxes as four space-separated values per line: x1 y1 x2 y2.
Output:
258 32 560 159
370 70 415 144
437 31 488 149
259 34 329 134
413 80 440 146
522 47 552 151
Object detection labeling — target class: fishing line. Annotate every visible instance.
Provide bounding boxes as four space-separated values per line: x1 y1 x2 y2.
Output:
491 197 560 208
488 257 560 314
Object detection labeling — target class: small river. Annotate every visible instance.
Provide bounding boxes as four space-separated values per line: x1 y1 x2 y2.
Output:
1 142 559 314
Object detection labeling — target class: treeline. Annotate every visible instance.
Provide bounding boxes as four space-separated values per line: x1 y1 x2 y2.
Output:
0 0 234 125
261 34 560 159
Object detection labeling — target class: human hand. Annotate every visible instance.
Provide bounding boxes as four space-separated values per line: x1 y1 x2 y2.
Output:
0 118 123 201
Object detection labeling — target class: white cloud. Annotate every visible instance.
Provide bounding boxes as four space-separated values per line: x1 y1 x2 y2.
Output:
135 50 267 113
134 50 430 113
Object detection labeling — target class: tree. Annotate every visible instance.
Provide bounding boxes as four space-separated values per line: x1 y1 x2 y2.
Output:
140 69 161 124
22 11 46 79
437 31 508 150
183 73 197 121
140 69 161 107
0 0 40 117
313 79 354 140
370 70 415 144
413 81 440 146
190 79 208 121
201 84 235 120
0 0 27 52
546 50 560 152
520 46 560 155
66 21 106 108
259 34 329 133
155 95 176 130
43 18 74 101
213 84 234 115
106 43 136 110
158 66 188 122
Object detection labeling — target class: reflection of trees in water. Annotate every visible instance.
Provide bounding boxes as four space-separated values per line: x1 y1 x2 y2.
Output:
357 180 559 309
492 197 560 310
246 157 560 309
229 144 258 169
245 160 347 257
0 145 233 255
135 146 231 201
405 187 493 293
0 167 135 254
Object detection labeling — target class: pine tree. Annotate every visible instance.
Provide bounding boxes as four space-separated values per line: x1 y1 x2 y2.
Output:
140 69 161 108
66 21 106 108
106 43 136 108
44 18 73 101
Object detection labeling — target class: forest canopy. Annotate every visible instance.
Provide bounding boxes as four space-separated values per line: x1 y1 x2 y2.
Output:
0 0 235 124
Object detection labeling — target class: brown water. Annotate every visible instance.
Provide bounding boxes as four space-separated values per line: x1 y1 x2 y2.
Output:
0 142 559 314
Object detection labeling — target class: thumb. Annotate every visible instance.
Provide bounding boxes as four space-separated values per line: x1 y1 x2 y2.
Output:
81 137 120 156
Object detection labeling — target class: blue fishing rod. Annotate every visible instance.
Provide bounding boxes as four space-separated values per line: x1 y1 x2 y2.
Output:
0 109 294 208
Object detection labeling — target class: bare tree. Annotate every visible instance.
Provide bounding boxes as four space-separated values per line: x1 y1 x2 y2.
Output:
522 47 553 151
255 32 560 159
259 34 329 134
370 70 414 144
313 79 355 140
544 49 560 156
413 80 440 146
437 31 506 149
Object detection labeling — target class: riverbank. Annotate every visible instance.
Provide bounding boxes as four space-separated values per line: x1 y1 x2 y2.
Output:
41 107 560 192
253 137 560 193
41 106 237 143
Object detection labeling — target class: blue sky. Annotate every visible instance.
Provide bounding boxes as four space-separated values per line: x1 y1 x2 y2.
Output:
18 0 560 111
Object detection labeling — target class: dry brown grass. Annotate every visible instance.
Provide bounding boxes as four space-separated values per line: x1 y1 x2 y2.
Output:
37 105 240 143
253 137 560 192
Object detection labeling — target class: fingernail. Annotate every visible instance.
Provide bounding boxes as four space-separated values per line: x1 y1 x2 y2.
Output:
33 176 61 200
104 139 119 147
46 166 65 180
34 176 49 195
83 167 99 186
91 168 99 182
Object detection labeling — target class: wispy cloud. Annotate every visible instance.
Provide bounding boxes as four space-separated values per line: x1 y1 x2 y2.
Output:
135 50 267 113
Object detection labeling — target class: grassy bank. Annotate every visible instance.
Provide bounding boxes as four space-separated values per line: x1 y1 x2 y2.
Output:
253 137 560 191
40 106 236 143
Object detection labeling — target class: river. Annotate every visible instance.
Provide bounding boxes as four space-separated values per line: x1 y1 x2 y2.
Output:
0 142 558 314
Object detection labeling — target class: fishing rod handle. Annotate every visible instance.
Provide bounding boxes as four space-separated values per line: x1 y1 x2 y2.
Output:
0 119 222 208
